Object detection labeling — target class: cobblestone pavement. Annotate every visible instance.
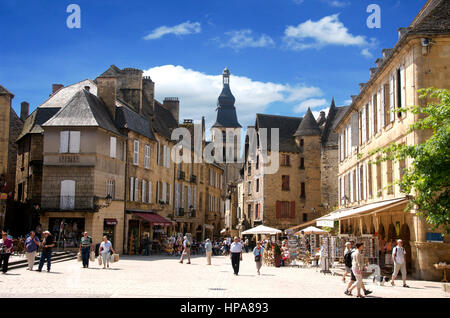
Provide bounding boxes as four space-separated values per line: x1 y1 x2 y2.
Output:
0 253 448 298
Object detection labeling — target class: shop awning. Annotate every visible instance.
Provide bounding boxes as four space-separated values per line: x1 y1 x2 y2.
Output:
315 197 408 224
294 226 328 236
132 212 174 226
242 225 282 235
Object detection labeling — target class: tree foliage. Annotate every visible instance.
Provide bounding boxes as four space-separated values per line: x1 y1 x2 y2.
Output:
369 88 450 234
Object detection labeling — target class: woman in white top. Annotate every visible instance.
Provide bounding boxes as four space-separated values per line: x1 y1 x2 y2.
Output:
99 236 115 269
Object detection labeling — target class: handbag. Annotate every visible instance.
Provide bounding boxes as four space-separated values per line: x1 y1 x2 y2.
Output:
77 252 82 262
89 251 95 262
98 256 102 266
254 255 261 262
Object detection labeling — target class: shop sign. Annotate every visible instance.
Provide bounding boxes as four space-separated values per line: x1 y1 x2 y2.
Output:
104 219 117 225
0 193 7 200
316 219 334 227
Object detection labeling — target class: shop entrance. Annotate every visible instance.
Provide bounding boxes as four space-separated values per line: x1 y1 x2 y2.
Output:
103 220 116 247
128 220 140 255
48 217 85 249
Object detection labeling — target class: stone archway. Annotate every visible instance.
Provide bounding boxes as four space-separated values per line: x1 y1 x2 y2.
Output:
400 223 412 271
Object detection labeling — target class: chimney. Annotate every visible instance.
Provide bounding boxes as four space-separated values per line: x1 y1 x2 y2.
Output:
52 84 64 94
97 76 117 121
317 111 326 126
20 102 29 121
142 76 155 113
163 97 179 123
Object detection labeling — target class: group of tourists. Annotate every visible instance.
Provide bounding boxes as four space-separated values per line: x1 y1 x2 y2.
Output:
343 239 409 298
178 236 264 276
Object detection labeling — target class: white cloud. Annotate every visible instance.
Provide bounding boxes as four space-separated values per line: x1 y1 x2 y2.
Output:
294 98 327 113
143 21 201 40
218 29 275 50
325 0 350 7
361 48 373 58
311 107 330 121
283 14 368 50
143 65 323 129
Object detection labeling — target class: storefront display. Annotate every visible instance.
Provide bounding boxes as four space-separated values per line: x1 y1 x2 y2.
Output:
49 217 84 248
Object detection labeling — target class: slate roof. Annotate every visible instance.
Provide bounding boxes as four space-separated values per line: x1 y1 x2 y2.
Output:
152 101 178 140
212 69 241 128
16 107 61 141
294 108 321 136
42 89 120 135
255 114 302 153
115 102 156 141
38 79 97 108
409 0 450 34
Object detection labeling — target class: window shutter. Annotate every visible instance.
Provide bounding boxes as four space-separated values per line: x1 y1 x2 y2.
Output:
157 142 161 166
169 183 172 205
290 201 295 219
380 85 385 128
181 185 185 209
142 180 146 203
193 187 196 209
130 177 134 201
162 182 167 203
110 137 117 158
367 102 372 139
400 65 406 108
350 170 354 202
60 180 75 210
134 178 139 202
69 131 80 153
60 131 69 153
389 75 395 122
156 181 160 203
363 164 367 200
133 140 139 165
148 181 152 203
361 108 366 142
276 201 281 219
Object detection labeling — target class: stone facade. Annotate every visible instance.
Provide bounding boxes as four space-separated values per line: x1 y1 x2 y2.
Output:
334 0 450 281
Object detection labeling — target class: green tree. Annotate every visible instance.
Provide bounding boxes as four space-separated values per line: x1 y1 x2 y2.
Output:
368 88 450 234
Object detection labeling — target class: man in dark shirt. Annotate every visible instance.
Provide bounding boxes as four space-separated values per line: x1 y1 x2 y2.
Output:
37 231 55 272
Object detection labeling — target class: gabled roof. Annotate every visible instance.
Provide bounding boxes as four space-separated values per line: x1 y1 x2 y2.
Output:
255 114 302 153
38 79 97 108
152 101 178 140
98 65 122 78
115 102 156 141
42 89 120 135
16 107 61 142
0 85 14 98
294 108 321 136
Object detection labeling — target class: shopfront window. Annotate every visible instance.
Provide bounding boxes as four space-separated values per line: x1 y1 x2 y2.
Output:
49 217 84 248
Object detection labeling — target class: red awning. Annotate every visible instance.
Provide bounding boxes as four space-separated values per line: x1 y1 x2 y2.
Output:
133 212 174 226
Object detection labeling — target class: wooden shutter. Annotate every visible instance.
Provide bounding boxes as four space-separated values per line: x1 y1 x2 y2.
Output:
69 131 80 153
148 181 152 203
361 107 366 142
134 178 139 202
110 137 117 158
380 85 385 128
276 201 281 218
162 182 167 203
142 180 146 203
60 131 69 153
133 140 139 165
400 65 406 109
389 75 395 122
130 177 134 201
60 180 75 210
290 201 295 219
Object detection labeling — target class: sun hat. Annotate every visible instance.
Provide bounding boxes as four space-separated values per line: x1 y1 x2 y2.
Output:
43 230 51 235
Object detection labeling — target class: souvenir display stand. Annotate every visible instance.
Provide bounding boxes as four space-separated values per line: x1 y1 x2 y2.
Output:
319 235 331 274
360 234 379 265
287 235 300 267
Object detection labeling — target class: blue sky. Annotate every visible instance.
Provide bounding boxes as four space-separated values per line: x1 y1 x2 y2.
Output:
0 0 426 128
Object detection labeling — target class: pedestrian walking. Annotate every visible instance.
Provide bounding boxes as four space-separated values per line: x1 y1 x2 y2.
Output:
79 231 93 268
37 230 54 272
179 236 191 264
244 238 249 253
350 242 366 298
99 236 115 269
345 241 372 297
391 239 409 288
0 231 13 274
24 231 40 270
230 237 243 275
144 235 150 256
342 242 352 283
205 238 212 265
253 241 264 275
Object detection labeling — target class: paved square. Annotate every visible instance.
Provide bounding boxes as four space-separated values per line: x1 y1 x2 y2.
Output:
1 253 448 298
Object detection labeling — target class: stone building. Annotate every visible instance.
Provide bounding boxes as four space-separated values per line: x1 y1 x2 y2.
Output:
211 68 243 237
318 0 450 280
0 85 24 230
243 101 348 231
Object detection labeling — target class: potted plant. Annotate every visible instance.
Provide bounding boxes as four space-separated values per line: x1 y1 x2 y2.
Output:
273 242 282 267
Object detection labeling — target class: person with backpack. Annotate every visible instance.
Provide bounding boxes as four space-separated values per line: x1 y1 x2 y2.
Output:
179 236 191 264
344 241 372 297
391 239 409 288
342 242 352 282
